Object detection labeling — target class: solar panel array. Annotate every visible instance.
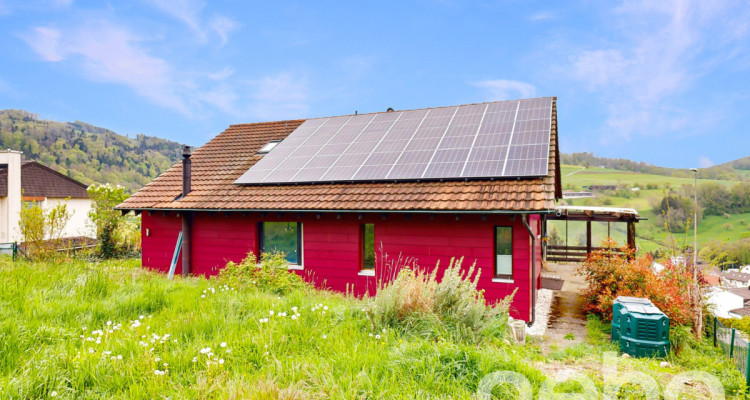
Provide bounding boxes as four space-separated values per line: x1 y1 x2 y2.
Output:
235 97 553 185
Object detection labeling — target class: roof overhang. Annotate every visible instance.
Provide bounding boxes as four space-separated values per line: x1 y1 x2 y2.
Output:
547 205 642 222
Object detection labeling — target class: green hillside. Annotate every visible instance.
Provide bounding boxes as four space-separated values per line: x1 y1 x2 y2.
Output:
558 164 750 254
0 110 184 193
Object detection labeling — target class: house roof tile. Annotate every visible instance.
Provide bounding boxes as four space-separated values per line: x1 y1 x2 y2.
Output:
0 162 88 198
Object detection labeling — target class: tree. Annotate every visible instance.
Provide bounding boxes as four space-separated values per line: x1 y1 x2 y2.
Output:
88 183 129 258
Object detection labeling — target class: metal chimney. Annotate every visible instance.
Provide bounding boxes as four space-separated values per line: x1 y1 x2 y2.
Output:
182 145 192 197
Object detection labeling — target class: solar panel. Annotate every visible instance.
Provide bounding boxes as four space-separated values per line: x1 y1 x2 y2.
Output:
234 97 553 185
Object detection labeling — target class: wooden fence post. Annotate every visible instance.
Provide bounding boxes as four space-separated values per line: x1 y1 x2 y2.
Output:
731 328 736 359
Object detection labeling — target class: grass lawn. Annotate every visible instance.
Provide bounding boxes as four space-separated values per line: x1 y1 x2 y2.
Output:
0 257 745 399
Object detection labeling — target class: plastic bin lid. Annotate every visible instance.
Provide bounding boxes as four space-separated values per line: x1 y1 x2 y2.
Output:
622 304 664 315
614 296 653 305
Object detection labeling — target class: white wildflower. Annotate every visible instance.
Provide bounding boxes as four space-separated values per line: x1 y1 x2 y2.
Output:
219 359 225 365
200 347 211 354
50 391 58 397
192 357 197 363
322 334 327 339
139 315 144 320
117 355 123 360
220 342 227 348
375 334 381 340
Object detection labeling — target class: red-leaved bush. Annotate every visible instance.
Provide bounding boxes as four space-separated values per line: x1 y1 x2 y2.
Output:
576 239 696 326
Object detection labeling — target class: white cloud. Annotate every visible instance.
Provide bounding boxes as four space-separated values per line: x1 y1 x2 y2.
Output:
529 11 559 21
207 67 234 81
147 0 203 33
23 20 192 115
26 27 64 61
565 0 750 141
145 0 237 45
208 15 237 46
22 17 306 121
473 79 537 101
699 156 714 168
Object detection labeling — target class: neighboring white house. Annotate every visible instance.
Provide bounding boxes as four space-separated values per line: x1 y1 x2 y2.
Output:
706 287 746 319
0 150 94 243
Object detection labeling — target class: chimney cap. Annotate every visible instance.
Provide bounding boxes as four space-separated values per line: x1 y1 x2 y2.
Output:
182 145 192 157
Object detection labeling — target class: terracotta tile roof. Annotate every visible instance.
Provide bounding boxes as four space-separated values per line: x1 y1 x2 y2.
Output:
0 162 89 198
118 100 561 212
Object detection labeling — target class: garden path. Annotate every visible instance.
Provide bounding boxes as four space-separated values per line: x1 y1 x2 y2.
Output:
540 262 589 353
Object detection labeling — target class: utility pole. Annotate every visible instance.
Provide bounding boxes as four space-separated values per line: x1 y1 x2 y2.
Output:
690 168 701 339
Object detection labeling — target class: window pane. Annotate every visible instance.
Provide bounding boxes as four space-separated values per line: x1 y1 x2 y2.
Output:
362 224 375 270
495 226 513 277
262 222 299 264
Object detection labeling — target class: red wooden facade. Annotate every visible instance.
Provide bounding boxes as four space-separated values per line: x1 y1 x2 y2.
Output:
142 210 543 321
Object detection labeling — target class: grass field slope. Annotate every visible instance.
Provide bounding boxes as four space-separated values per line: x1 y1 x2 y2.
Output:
558 164 749 253
0 257 744 399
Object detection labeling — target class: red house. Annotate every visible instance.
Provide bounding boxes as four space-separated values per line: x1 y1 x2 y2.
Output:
117 98 561 322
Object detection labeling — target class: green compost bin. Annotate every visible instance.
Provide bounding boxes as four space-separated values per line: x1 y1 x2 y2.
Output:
611 296 654 341
618 303 670 358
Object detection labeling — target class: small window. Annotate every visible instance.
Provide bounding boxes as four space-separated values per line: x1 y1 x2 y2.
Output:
495 226 513 279
361 223 375 271
260 222 302 265
257 140 281 154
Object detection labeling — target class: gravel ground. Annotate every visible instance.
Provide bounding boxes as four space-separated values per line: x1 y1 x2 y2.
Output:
526 289 553 336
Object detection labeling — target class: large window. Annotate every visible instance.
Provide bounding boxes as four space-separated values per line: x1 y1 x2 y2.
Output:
361 223 375 272
260 222 302 265
494 226 513 279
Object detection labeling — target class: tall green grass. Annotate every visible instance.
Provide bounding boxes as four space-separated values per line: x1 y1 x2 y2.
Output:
0 256 543 399
0 256 745 399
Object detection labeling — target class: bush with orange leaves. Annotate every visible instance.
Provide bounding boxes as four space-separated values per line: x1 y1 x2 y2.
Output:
576 239 695 326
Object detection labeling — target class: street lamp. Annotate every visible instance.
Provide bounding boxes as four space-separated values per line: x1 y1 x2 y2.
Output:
689 167 700 338
689 168 698 271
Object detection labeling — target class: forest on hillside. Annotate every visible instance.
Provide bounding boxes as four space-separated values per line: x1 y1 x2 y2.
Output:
0 110 183 192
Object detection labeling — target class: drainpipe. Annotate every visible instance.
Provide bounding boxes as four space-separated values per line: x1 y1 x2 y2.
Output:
522 214 537 326
181 145 192 277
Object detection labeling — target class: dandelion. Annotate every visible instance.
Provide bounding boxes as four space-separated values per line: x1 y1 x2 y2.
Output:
226 349 232 353
163 363 168 367
375 334 381 340
220 342 227 348
269 310 274 316
323 306 328 311
322 334 327 339
219 358 225 365
107 321 112 326
117 355 123 360
382 328 387 333
139 315 144 320
292 306 298 312
291 315 297 320
201 295 206 299
50 391 58 397
155 357 161 362
200 347 211 354
192 357 198 363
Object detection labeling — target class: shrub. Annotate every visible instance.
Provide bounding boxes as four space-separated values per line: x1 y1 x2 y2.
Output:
577 239 694 325
87 183 131 258
366 257 514 341
723 223 734 231
18 200 72 257
218 251 310 295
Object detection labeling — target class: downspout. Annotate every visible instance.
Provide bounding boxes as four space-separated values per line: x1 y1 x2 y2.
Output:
522 214 536 326
181 145 192 277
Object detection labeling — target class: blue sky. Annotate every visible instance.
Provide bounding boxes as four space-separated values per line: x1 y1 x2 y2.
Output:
0 1 749 168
